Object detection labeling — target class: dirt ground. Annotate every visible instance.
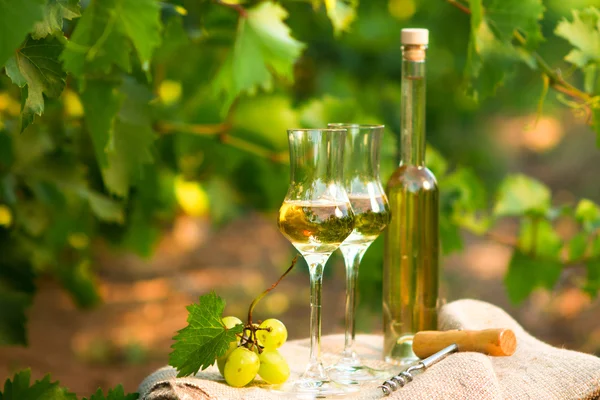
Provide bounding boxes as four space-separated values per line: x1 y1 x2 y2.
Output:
0 212 599 397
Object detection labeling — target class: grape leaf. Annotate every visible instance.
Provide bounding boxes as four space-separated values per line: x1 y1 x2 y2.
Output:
443 167 487 212
518 218 562 258
439 214 463 254
505 250 562 304
426 146 449 177
118 0 161 70
0 286 31 346
555 8 600 68
169 291 244 377
465 0 506 100
0 369 76 400
55 260 100 309
0 0 45 68
85 191 124 223
299 95 359 128
324 0 358 36
81 79 154 197
5 37 66 132
0 235 36 345
508 218 563 304
62 0 162 77
232 95 300 152
102 80 155 197
568 232 587 261
464 0 541 99
493 174 551 217
213 1 305 111
585 260 600 297
575 198 600 232
84 385 138 400
485 0 544 47
80 80 123 168
61 0 132 76
31 0 81 40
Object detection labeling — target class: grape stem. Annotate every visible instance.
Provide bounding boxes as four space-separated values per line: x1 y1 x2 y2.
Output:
155 121 289 163
247 256 298 326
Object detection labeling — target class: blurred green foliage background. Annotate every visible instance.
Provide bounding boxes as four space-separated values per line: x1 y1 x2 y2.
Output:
2 0 600 395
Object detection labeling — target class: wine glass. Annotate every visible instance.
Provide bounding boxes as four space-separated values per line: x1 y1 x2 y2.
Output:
277 128 357 396
326 123 391 384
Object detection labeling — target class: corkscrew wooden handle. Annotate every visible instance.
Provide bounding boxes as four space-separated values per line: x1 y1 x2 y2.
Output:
412 328 517 359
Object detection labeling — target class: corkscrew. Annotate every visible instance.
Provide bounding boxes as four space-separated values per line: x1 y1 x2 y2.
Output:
379 328 517 396
379 344 457 396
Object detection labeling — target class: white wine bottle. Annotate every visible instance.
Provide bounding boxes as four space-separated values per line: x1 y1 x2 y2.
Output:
383 28 439 364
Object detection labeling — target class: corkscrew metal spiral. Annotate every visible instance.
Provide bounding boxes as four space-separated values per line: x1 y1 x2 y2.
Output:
379 344 458 396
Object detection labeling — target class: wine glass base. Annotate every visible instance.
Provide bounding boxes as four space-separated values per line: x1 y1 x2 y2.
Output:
270 378 360 398
327 361 394 385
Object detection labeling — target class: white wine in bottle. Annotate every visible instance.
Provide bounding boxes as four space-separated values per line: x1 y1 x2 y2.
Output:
383 28 439 364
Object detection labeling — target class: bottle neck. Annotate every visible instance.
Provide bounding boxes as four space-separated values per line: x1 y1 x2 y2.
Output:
400 45 427 167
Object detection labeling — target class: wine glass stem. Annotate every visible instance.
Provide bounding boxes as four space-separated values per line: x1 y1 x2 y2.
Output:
340 245 367 360
304 254 328 379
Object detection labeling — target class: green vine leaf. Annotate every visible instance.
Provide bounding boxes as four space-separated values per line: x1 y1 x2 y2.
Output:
84 385 138 400
61 0 131 76
575 198 600 232
5 36 66 132
85 191 124 223
169 291 244 377
555 7 600 68
213 1 306 112
465 0 542 99
568 232 587 261
80 80 123 168
485 0 545 47
81 79 154 197
0 369 77 400
585 237 600 296
585 260 600 297
324 0 358 36
0 286 31 346
56 260 100 309
31 0 81 40
0 0 45 67
493 174 551 217
518 218 562 258
118 0 161 71
61 0 161 78
505 250 562 304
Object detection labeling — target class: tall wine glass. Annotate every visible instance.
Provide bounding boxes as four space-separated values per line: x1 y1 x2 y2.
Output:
277 128 356 396
327 124 391 384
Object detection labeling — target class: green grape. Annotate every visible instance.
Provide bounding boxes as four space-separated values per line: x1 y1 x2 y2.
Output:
222 316 243 329
258 349 290 384
257 319 287 349
217 341 237 376
224 347 260 387
217 316 243 376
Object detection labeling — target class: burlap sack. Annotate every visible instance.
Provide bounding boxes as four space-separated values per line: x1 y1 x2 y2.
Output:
137 299 600 399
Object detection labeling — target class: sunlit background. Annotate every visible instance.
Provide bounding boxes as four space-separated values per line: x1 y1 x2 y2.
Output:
1 0 600 396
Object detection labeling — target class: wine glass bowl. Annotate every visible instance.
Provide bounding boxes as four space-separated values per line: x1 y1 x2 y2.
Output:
326 123 392 384
276 128 357 396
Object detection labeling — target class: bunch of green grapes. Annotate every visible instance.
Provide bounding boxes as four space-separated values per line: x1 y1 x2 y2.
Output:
217 316 290 388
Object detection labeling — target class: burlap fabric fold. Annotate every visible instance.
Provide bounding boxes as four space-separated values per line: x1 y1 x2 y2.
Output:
138 299 600 399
